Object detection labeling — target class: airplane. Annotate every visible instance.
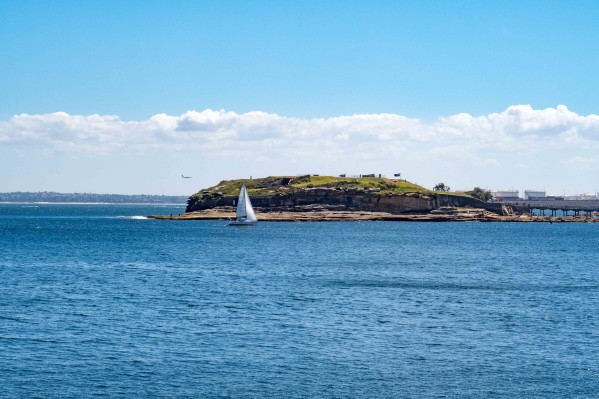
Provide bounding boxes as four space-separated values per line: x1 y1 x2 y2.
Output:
181 174 192 179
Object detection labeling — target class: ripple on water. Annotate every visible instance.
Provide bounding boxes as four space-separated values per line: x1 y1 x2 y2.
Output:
0 206 598 397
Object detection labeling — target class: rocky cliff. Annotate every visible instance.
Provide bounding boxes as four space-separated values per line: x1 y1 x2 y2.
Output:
186 176 509 215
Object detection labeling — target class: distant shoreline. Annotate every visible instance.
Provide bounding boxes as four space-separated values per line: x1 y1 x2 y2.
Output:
0 202 186 206
0 192 188 204
148 208 599 223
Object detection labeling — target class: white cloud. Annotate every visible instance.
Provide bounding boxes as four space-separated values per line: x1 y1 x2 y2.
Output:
563 156 596 170
0 105 599 155
2 105 599 163
3 105 599 195
474 158 500 167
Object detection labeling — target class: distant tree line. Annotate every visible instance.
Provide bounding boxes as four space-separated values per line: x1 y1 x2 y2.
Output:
0 192 188 204
432 184 492 202
466 187 492 202
433 183 450 192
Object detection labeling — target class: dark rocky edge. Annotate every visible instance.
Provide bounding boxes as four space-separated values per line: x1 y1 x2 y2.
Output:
186 186 511 216
148 175 599 222
149 206 599 222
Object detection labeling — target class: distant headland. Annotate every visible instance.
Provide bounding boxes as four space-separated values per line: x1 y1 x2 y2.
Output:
149 175 599 222
0 192 188 204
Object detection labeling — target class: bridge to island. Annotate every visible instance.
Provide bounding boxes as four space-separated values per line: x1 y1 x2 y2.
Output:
502 199 599 217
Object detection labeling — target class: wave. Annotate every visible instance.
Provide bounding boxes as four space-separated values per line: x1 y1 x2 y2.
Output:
328 279 599 292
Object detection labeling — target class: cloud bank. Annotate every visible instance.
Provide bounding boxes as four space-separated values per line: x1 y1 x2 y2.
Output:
2 105 598 159
3 105 599 194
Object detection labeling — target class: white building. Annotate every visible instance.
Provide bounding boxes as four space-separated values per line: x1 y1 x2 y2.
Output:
492 190 519 201
564 193 598 200
524 190 546 200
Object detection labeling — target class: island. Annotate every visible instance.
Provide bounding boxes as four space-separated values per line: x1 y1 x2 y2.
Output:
148 175 599 222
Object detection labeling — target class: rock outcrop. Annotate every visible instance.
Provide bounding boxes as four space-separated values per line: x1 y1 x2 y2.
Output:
186 187 510 215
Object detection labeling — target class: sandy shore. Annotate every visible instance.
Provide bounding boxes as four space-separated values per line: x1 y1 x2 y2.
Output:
149 207 599 223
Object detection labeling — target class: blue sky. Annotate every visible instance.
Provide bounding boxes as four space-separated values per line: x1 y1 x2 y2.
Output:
1 1 599 195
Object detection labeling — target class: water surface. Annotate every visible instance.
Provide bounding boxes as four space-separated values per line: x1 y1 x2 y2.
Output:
1 204 598 397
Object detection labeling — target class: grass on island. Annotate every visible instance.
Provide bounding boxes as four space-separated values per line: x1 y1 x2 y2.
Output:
190 175 467 198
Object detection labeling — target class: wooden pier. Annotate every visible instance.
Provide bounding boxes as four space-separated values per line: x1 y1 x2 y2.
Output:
502 199 599 217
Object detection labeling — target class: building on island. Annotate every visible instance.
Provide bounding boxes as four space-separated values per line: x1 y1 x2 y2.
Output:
491 190 520 201
564 193 599 200
524 190 546 200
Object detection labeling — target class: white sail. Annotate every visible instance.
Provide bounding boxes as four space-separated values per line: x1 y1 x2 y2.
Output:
243 186 257 222
230 184 257 225
236 184 247 219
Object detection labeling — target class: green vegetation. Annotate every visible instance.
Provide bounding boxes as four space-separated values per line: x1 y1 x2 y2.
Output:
433 182 450 192
466 187 492 202
191 175 433 198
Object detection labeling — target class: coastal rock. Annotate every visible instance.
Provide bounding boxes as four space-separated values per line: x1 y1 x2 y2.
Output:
150 208 599 223
184 175 511 216
186 189 507 215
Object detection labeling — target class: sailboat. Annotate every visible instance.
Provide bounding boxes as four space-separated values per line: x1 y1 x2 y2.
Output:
229 184 258 226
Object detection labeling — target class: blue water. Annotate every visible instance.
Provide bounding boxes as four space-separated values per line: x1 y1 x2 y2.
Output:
1 204 599 398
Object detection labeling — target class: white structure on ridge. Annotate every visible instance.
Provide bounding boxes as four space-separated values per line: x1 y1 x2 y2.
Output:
564 193 598 200
524 190 546 200
492 190 519 201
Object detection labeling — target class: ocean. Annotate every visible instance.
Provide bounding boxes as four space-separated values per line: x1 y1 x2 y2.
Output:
1 203 598 398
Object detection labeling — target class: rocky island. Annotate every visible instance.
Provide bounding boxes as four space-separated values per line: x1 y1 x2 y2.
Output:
147 175 598 222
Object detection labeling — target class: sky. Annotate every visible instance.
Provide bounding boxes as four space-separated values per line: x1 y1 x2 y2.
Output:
1 1 599 195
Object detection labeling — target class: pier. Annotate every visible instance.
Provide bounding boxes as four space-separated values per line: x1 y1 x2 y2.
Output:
502 199 599 217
